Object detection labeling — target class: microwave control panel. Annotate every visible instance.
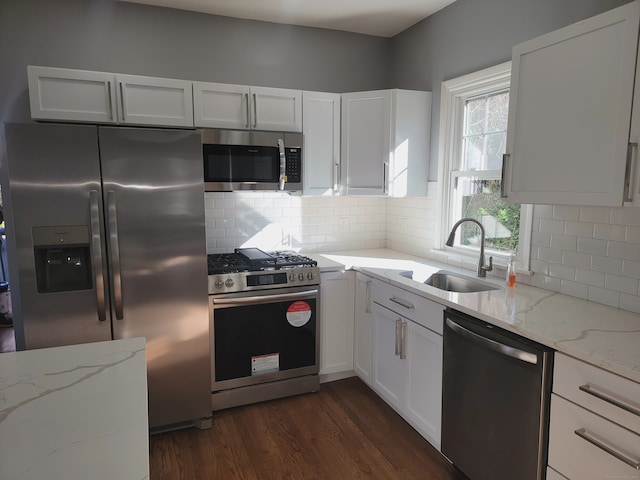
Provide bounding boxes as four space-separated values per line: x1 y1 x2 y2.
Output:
285 147 302 183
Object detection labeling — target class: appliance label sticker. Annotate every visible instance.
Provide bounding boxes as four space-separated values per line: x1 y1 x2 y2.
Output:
251 353 279 375
286 301 312 327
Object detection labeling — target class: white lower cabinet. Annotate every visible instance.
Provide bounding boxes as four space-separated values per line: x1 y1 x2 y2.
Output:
319 271 355 377
354 272 374 385
548 353 640 479
370 279 444 450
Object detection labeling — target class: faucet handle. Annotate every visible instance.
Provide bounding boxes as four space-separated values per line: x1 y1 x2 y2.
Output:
486 256 493 272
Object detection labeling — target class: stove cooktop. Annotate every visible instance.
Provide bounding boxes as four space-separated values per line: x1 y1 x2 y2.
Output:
207 248 317 275
207 248 320 294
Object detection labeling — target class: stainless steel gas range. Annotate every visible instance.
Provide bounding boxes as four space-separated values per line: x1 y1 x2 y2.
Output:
207 248 320 410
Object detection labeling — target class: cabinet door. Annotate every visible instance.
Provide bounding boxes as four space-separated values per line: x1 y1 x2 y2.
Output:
354 273 373 385
504 2 640 206
302 91 341 195
27 66 117 124
251 86 302 132
319 271 355 375
193 82 250 129
404 320 443 450
116 74 194 127
341 90 391 195
372 303 404 411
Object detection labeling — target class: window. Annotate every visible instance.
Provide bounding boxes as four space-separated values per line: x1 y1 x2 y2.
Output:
437 62 532 270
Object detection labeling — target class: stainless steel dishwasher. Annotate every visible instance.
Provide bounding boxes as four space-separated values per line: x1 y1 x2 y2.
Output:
442 308 553 480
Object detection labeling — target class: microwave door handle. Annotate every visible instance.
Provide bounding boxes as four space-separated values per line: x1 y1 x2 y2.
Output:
278 139 286 190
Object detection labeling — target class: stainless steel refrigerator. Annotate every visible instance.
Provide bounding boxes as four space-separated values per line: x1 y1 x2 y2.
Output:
1 123 211 430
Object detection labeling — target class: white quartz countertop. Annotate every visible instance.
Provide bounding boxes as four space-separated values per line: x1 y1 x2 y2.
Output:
311 249 640 384
0 338 149 480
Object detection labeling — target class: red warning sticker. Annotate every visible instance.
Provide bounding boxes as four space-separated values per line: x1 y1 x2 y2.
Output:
286 301 312 327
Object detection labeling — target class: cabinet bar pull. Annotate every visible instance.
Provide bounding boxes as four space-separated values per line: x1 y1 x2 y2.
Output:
574 428 640 470
244 93 250 128
365 280 372 313
395 318 402 356
623 142 638 202
500 154 509 198
390 296 415 310
400 320 407 360
579 384 640 418
252 93 257 128
119 82 125 122
106 81 113 121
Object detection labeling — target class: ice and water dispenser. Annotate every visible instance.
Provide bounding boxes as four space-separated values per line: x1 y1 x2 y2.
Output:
33 226 92 293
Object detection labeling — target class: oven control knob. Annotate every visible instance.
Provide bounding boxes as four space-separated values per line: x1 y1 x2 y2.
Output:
215 279 225 290
307 272 314 280
298 272 305 281
289 272 296 282
225 278 234 288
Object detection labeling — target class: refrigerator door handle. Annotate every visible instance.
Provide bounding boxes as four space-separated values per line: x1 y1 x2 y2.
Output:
107 191 124 320
89 190 107 322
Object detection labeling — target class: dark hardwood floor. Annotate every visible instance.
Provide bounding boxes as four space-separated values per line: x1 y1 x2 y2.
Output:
150 377 463 480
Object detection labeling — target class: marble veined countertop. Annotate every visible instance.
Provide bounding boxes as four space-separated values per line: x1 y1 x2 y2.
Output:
0 338 149 480
312 249 640 384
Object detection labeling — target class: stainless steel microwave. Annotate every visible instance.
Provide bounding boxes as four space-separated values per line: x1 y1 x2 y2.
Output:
201 129 303 192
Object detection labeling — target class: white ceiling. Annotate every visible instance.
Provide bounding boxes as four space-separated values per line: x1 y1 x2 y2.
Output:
119 0 458 37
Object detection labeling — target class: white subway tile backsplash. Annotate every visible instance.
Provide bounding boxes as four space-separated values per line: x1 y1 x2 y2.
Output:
604 273 639 295
553 205 580 221
626 226 640 244
550 234 577 252
204 193 640 314
576 237 607 256
580 206 611 224
539 218 565 235
562 251 591 268
564 221 594 238
575 268 605 287
622 260 640 279
593 223 626 241
607 241 640 261
591 255 623 275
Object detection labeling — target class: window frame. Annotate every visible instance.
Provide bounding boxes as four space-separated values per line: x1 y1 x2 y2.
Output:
436 61 532 271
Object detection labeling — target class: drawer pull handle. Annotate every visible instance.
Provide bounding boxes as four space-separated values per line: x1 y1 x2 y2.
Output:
574 428 640 470
389 296 415 310
579 384 640 418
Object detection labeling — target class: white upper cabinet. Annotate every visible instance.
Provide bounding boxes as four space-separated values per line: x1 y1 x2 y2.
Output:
27 66 194 127
341 89 431 196
28 66 118 124
503 1 640 206
193 82 302 132
302 91 341 195
115 74 193 127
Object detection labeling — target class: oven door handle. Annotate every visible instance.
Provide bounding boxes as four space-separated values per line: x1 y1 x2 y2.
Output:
213 289 319 305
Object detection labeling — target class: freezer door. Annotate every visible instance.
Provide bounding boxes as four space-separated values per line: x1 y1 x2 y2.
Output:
98 127 211 429
3 123 111 349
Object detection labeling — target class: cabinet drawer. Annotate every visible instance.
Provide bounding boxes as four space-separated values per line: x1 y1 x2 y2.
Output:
548 394 640 480
554 353 640 434
372 279 444 334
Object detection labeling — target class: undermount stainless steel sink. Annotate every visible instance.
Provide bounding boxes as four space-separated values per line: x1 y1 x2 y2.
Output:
399 270 501 293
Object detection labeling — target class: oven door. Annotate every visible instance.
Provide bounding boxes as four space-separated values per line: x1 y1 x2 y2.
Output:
210 286 319 392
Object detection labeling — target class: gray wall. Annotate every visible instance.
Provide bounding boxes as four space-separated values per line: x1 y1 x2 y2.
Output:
0 0 633 178
0 0 390 123
390 0 632 179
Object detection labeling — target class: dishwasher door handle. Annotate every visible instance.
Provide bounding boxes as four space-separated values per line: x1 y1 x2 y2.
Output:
445 317 538 365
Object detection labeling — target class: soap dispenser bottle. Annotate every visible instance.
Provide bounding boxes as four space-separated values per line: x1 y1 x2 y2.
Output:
506 253 516 287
